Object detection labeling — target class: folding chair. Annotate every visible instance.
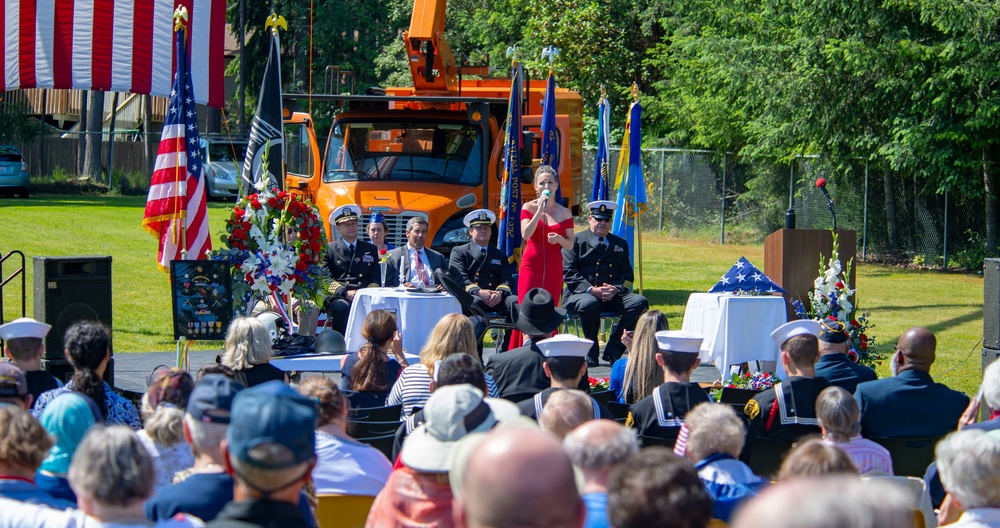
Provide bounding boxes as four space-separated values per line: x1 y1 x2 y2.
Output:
315 494 376 528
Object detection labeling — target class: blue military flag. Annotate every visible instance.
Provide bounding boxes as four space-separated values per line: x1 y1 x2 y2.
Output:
497 61 524 261
611 100 646 266
590 95 611 202
709 257 787 294
539 69 562 205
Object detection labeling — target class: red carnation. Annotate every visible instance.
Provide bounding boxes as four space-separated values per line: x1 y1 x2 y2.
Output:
233 228 246 240
379 248 387 256
250 198 261 210
296 260 308 272
835 281 844 288
267 197 278 207
278 191 289 200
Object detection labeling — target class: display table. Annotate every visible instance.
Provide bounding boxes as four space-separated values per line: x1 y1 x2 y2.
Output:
344 287 462 354
681 293 788 376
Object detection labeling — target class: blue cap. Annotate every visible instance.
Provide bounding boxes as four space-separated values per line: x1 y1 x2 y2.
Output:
227 380 317 469
370 212 386 225
187 374 245 424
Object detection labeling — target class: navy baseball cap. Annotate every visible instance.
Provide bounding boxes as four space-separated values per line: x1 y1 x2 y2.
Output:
227 380 317 469
187 374 245 424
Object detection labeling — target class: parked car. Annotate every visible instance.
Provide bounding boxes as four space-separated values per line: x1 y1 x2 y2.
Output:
200 138 247 200
0 146 29 198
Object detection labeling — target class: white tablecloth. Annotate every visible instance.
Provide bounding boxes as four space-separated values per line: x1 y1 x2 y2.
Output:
681 293 787 376
270 351 421 373
344 287 461 354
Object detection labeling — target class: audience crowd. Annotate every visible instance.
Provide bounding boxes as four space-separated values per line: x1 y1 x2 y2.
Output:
0 268 992 528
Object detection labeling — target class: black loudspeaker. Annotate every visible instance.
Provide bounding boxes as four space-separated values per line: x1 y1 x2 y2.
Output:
985 259 1000 349
33 256 113 361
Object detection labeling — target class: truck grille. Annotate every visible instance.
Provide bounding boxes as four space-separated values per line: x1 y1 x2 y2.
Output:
359 212 427 248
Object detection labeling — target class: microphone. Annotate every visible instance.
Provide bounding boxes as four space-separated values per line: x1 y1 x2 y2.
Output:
541 189 551 207
815 178 838 230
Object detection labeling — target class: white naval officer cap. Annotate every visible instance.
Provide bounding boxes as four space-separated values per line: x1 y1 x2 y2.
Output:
0 317 51 341
770 319 821 348
654 330 703 354
464 209 496 227
330 204 362 225
536 334 594 358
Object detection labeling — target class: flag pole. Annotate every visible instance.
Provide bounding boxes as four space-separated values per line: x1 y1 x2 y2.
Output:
173 7 189 260
631 83 643 296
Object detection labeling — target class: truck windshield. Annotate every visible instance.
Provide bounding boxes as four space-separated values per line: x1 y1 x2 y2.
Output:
324 121 483 185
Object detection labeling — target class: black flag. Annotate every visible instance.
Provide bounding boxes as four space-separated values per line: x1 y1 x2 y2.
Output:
240 31 284 196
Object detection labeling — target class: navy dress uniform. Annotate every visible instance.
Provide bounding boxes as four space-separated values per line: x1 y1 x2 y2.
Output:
0 317 63 400
323 205 381 333
626 331 712 443
813 320 877 395
854 371 968 438
515 334 613 420
741 320 828 463
563 201 649 365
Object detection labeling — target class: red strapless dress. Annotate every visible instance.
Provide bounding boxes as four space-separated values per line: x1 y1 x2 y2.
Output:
509 209 574 348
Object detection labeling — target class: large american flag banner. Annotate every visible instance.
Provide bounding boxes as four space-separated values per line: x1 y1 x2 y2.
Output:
2 0 225 108
142 20 210 272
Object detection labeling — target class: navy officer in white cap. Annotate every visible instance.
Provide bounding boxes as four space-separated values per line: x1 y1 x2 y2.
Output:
517 334 614 421
324 204 381 334
625 331 712 444
447 209 516 347
0 317 62 400
562 200 649 367
741 320 829 465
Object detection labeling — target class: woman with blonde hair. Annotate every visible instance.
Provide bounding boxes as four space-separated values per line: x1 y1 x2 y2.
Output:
387 313 498 418
220 316 287 387
137 368 195 488
339 310 408 408
298 376 391 496
610 310 669 404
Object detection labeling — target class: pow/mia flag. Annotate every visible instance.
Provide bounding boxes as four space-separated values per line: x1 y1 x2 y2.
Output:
709 256 786 295
240 30 285 196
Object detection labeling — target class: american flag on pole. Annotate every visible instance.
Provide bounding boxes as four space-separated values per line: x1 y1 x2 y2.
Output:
142 11 210 272
1 0 226 107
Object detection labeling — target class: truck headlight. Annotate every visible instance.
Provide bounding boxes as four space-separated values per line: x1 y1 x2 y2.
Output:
443 227 471 244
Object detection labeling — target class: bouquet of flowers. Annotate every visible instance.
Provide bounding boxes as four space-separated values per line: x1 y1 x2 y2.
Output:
589 376 611 392
725 371 781 391
213 181 330 310
792 231 883 369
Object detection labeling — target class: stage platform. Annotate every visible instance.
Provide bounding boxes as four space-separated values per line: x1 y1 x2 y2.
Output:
112 349 724 394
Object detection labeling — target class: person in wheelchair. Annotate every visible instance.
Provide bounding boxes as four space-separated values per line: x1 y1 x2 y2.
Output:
445 209 516 352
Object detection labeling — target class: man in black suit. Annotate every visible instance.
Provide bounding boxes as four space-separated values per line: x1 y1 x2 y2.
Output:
814 319 877 395
384 217 446 288
563 201 649 367
485 288 566 400
448 209 516 349
323 204 381 333
854 326 968 438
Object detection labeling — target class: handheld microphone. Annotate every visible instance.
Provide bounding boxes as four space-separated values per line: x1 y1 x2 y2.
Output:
541 189 551 206
815 178 838 230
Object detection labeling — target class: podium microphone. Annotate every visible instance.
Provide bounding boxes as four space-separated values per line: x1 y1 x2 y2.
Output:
816 178 838 230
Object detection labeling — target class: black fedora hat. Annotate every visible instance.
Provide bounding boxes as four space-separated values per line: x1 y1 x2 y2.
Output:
513 288 567 336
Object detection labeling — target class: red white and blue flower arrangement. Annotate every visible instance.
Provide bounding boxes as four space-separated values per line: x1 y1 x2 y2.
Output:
792 232 882 369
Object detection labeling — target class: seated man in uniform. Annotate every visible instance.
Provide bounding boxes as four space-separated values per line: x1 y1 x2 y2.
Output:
814 319 876 395
485 288 567 399
626 331 711 444
0 318 62 401
517 334 613 421
384 217 446 288
854 326 968 438
563 201 649 367
448 209 516 351
323 204 381 334
742 320 829 463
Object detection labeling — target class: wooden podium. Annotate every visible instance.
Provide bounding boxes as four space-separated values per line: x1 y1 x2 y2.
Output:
764 229 857 319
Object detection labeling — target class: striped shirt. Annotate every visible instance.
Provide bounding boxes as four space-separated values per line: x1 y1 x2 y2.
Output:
822 436 894 475
386 364 499 419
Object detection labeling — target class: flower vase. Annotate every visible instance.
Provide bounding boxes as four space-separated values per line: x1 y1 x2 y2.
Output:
380 262 388 288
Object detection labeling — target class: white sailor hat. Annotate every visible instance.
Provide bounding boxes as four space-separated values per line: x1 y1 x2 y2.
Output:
654 330 703 354
464 209 496 227
0 317 51 341
587 200 617 219
536 334 593 358
330 204 361 225
770 320 821 348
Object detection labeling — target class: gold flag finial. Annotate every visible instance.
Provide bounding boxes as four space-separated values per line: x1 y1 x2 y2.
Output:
173 6 188 31
600 84 607 101
631 82 639 102
265 14 287 35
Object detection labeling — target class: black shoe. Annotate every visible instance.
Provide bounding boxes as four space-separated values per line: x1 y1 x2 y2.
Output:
587 357 599 368
602 354 614 365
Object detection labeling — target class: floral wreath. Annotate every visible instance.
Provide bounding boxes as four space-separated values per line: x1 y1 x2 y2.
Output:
792 231 882 369
213 182 330 309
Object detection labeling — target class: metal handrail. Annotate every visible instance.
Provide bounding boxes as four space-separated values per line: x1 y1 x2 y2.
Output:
0 251 28 346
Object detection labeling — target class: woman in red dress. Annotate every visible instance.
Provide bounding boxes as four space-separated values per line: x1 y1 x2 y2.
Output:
510 165 574 347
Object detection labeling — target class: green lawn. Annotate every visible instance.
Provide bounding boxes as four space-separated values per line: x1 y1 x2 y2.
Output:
0 195 985 394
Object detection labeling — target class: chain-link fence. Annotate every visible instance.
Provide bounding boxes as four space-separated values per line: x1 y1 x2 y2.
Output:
582 147 986 269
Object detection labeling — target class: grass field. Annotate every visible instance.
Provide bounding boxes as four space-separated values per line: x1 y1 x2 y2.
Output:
0 195 985 395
